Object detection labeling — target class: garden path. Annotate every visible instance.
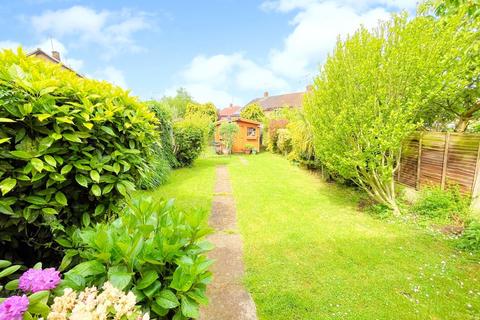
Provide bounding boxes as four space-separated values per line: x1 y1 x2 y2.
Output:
199 165 257 320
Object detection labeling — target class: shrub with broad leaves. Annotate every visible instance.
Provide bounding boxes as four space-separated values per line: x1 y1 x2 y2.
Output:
61 197 213 319
0 48 159 262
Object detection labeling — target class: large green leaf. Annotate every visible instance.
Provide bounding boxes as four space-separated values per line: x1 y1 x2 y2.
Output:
156 289 180 309
136 270 159 290
108 269 133 290
0 265 21 278
10 150 33 159
181 295 199 318
67 260 105 277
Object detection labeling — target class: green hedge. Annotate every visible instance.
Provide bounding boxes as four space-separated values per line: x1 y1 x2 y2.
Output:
0 49 159 262
172 121 204 167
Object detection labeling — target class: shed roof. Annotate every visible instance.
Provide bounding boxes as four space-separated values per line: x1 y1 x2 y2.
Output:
216 117 261 126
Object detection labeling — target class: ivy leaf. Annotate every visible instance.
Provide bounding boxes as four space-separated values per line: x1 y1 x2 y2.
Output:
0 138 11 144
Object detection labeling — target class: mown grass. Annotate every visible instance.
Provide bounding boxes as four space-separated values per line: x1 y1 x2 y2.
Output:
227 152 480 320
141 151 229 212
150 151 480 319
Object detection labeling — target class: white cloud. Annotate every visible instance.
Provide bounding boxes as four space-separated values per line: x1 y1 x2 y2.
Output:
266 1 392 78
0 41 21 50
95 66 127 88
31 6 151 59
171 53 289 107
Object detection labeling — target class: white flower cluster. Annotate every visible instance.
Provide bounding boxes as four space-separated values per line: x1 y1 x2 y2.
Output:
47 282 149 320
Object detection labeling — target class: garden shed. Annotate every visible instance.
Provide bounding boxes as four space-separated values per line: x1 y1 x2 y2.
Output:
215 118 261 153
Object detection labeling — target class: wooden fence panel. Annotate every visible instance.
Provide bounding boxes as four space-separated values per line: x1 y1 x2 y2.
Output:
397 131 480 196
445 134 480 193
419 133 446 187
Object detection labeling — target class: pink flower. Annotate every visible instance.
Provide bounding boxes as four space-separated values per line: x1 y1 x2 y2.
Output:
0 295 29 320
19 268 61 293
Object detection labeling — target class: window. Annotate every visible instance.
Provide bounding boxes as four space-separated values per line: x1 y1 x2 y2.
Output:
247 127 256 137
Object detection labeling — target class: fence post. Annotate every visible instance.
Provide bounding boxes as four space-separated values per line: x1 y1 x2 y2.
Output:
440 132 450 190
416 132 423 190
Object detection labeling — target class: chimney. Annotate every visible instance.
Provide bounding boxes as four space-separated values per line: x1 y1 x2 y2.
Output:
263 91 269 97
51 51 60 61
229 103 233 108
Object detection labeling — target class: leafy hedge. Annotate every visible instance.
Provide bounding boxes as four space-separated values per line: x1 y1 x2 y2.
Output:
0 49 158 262
172 121 204 167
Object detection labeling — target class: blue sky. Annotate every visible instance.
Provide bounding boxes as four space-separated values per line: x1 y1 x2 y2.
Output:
0 0 416 108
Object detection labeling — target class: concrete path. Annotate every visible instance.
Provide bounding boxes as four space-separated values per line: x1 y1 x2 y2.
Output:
199 165 257 320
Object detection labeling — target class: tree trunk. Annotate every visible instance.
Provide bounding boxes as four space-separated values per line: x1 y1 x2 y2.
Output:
455 118 470 132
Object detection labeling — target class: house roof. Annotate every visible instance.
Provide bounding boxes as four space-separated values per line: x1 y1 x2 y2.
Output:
27 48 83 78
219 105 241 117
246 91 305 111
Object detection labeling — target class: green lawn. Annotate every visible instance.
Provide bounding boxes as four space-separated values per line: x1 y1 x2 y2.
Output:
152 151 480 320
140 152 229 212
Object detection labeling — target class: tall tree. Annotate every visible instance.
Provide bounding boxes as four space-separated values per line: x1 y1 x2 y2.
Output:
240 103 265 122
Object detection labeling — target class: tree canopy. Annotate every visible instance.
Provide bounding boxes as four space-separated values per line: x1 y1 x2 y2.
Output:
305 2 478 213
240 103 265 122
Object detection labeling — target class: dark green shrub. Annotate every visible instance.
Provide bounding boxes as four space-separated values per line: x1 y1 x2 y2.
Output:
147 101 177 168
62 197 213 319
172 121 204 167
411 186 470 222
0 49 158 262
457 220 480 252
139 101 177 189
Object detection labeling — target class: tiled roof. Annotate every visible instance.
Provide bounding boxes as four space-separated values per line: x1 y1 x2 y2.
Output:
245 91 304 111
27 48 83 78
219 105 241 117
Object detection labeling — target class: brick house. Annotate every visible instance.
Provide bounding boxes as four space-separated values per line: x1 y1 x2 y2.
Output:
218 103 241 120
27 48 83 77
244 86 312 115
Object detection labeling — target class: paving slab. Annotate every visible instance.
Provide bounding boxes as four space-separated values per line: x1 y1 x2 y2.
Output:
199 165 257 320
